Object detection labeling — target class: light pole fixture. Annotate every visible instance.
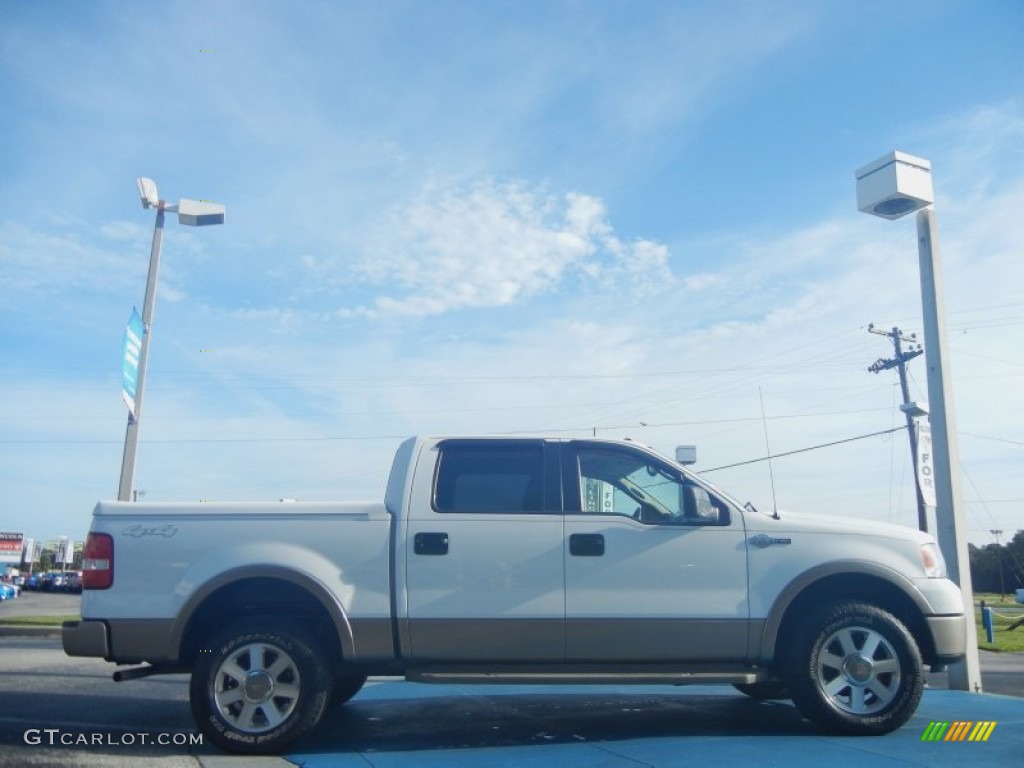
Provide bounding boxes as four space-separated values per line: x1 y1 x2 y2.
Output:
675 445 697 466
899 401 929 419
855 151 981 692
117 177 225 502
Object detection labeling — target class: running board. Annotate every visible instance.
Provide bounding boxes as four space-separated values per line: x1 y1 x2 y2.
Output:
112 664 186 682
407 666 767 686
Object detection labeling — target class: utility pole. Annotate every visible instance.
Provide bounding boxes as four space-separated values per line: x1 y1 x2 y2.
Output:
868 324 928 532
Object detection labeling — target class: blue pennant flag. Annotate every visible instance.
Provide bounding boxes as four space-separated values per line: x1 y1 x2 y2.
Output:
122 309 144 418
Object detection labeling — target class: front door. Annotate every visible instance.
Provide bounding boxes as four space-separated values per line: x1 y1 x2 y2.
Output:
563 441 749 662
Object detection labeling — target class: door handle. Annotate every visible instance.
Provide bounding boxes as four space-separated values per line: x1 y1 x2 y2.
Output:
414 532 449 556
569 533 605 557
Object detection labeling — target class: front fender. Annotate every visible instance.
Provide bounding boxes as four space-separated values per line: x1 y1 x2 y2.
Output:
755 560 937 663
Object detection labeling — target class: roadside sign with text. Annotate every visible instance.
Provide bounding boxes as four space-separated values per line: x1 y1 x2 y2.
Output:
916 422 936 508
122 308 144 419
0 532 24 564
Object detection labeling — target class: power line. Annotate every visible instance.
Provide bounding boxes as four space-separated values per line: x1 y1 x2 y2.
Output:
700 426 906 473
0 434 411 446
960 432 1024 448
0 406 901 446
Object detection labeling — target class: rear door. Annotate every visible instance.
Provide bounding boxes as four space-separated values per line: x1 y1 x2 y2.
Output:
562 441 749 661
403 439 565 661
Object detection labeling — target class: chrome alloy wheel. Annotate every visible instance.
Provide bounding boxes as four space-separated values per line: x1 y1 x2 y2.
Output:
213 641 301 733
814 624 902 715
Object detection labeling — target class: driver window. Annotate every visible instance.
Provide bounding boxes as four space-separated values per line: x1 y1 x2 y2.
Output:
577 447 727 525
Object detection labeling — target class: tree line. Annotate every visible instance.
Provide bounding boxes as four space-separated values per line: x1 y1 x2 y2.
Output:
969 529 1024 596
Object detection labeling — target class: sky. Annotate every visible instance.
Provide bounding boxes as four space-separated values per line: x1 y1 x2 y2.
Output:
1 0 1023 551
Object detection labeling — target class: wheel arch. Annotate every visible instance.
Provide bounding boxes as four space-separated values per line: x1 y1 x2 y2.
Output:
760 562 938 667
171 565 354 669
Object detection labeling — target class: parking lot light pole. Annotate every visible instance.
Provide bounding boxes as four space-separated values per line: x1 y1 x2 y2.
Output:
855 151 981 693
117 178 225 502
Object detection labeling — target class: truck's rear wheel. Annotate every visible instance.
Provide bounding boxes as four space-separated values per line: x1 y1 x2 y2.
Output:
190 617 332 754
786 601 923 735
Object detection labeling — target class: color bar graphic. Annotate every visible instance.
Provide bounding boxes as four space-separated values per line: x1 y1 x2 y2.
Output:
922 720 996 742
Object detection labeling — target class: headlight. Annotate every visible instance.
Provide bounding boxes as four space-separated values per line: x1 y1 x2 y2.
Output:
920 543 947 578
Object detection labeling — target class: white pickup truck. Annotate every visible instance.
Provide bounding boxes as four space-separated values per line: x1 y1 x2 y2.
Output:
64 436 966 753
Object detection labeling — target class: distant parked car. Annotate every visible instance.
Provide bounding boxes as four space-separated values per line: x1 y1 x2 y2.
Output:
62 572 83 593
40 572 66 592
0 583 19 600
22 574 41 591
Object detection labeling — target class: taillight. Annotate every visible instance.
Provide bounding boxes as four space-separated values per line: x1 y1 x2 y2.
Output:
82 533 113 590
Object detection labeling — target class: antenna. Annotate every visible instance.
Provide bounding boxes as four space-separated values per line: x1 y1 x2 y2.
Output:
759 387 780 519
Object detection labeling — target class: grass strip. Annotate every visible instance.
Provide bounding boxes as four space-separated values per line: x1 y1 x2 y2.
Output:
0 614 79 627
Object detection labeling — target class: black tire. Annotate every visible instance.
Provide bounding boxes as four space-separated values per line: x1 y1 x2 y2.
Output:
733 681 790 701
189 617 332 754
786 601 923 735
331 674 367 706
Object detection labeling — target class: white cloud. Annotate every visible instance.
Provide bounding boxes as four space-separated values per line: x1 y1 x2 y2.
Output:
98 221 149 243
588 3 818 137
344 180 676 317
0 218 203 310
0 222 141 305
682 272 724 292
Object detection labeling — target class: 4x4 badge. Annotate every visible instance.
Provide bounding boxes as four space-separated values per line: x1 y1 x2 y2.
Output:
122 524 178 538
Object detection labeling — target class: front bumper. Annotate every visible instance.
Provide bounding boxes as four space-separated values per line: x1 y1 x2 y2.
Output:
62 619 109 658
927 614 967 663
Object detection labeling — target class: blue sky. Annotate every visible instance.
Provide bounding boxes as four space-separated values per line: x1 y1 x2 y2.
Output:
1 0 1023 549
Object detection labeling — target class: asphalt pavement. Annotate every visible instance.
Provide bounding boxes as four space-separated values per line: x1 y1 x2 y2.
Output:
293 679 1023 767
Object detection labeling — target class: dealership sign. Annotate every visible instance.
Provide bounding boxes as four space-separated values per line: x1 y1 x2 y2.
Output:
916 422 937 508
0 532 24 564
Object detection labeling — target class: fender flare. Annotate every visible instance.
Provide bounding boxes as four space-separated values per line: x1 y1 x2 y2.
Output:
756 560 932 662
169 565 355 662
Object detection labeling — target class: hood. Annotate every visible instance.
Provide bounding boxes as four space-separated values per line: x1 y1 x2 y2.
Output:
745 508 933 544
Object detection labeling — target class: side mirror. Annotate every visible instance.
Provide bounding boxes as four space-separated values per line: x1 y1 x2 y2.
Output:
682 485 720 525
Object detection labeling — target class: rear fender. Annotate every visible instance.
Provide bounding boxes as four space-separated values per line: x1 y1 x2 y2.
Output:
170 562 355 662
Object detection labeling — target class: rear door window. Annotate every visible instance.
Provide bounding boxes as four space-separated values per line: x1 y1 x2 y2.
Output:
434 441 547 513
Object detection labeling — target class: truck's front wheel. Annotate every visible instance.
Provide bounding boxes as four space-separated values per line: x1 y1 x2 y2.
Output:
786 601 923 735
190 617 332 754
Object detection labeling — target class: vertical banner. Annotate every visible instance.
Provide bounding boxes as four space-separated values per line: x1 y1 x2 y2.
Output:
583 478 600 513
601 483 615 514
56 536 73 568
916 422 937 507
122 308 143 418
583 479 617 514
